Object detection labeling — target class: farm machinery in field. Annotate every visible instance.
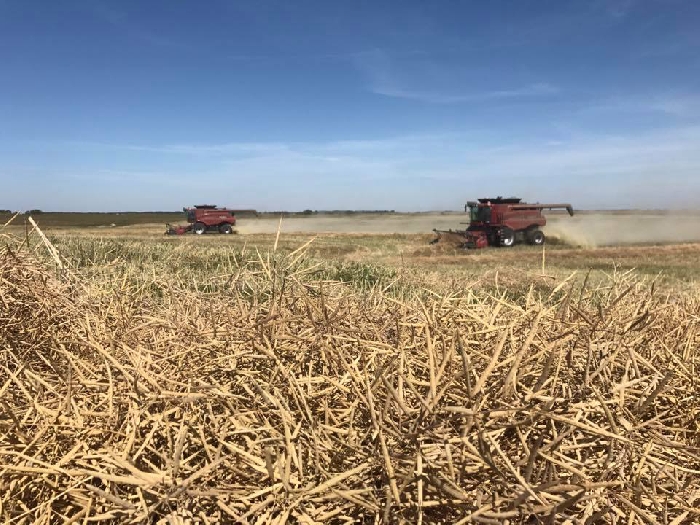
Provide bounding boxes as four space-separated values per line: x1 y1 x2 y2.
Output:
165 205 237 235
431 197 574 248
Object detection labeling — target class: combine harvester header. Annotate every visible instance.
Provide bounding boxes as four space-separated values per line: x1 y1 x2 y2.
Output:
432 197 574 249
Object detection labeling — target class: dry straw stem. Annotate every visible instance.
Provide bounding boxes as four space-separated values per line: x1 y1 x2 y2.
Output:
2 212 20 229
1 231 699 524
26 216 64 270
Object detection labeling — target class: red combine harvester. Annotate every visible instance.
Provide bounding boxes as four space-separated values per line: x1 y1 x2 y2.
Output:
165 205 237 235
431 197 574 248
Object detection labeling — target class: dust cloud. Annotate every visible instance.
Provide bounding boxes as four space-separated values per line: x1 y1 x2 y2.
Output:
234 212 700 247
544 213 700 247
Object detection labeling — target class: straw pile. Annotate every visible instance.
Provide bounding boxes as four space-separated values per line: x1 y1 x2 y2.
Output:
1 236 699 524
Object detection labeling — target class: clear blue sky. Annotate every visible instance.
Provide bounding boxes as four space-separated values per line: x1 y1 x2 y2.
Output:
1 0 699 211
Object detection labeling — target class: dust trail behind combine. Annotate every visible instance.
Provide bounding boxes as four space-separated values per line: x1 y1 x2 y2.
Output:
545 212 700 247
235 212 700 247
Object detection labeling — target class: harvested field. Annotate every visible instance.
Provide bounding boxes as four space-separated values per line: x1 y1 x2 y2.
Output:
1 223 699 524
9 210 700 247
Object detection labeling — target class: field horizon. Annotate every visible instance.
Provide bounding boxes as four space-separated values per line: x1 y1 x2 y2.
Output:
6 209 700 251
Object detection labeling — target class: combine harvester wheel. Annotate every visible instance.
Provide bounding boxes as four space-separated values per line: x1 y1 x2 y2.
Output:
499 228 515 247
528 230 545 245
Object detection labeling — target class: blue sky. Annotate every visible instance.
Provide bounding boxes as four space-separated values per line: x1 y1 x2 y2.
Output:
1 0 699 211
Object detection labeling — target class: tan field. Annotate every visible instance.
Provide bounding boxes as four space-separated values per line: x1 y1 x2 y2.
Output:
2 213 699 523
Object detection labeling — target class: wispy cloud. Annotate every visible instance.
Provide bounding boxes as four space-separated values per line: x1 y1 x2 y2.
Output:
579 93 700 118
370 82 558 104
604 0 636 19
64 140 292 156
352 49 558 104
87 1 187 49
64 132 461 157
648 95 700 117
637 31 700 58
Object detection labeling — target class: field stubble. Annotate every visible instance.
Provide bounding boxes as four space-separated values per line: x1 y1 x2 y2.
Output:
0 221 699 523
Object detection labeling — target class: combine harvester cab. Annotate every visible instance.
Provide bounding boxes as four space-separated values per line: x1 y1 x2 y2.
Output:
165 205 237 235
431 197 574 249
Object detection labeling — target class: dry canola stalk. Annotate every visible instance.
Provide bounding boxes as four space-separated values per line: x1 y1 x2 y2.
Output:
0 233 698 524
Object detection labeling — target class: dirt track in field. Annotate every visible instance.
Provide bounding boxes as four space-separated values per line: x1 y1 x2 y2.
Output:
235 212 700 247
